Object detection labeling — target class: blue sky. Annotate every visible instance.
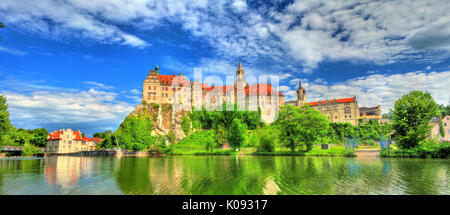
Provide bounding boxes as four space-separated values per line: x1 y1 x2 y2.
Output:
0 0 449 135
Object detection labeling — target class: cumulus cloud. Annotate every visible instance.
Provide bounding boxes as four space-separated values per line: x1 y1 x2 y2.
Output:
1 0 448 72
297 70 450 113
407 17 450 50
2 88 134 135
0 0 148 48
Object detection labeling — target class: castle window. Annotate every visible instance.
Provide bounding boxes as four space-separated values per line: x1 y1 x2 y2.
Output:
154 86 156 90
148 86 151 90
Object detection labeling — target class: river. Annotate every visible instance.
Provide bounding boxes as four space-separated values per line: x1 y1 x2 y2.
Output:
0 156 448 194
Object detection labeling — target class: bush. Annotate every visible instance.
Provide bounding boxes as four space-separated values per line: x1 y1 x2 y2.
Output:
168 130 176 144
177 130 215 149
22 143 40 156
381 141 450 158
181 115 191 135
97 114 156 151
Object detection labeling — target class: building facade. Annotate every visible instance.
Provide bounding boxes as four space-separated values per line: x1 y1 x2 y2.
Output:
141 61 285 123
46 128 102 154
285 80 385 126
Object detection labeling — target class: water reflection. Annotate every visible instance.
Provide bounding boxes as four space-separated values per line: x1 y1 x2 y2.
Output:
0 156 448 194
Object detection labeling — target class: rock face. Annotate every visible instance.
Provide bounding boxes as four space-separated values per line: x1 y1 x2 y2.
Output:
133 103 187 144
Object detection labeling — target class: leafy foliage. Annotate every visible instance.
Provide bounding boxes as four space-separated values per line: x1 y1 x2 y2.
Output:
227 118 247 150
0 95 13 137
381 141 450 158
93 130 112 139
181 115 191 135
438 117 445 138
276 105 329 152
189 103 264 130
98 114 157 151
168 130 176 144
22 142 41 156
177 130 215 149
392 91 439 149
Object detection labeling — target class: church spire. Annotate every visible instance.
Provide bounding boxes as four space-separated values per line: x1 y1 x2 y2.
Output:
237 58 243 72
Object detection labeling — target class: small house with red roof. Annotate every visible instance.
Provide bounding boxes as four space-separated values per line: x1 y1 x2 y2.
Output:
46 128 102 154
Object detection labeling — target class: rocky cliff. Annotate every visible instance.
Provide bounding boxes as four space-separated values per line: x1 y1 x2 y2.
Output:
132 103 188 144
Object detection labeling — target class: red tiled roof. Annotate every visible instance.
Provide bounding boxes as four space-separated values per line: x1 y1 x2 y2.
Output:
47 129 100 142
47 131 63 140
246 84 283 96
156 73 284 96
158 75 175 85
307 97 355 106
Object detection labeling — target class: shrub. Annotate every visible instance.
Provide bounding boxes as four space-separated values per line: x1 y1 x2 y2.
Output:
22 143 40 156
181 115 191 135
381 141 450 158
168 130 176 144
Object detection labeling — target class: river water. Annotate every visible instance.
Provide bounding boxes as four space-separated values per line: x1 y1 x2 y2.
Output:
0 156 448 195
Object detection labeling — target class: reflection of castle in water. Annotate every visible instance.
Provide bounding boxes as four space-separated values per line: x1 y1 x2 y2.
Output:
44 156 94 188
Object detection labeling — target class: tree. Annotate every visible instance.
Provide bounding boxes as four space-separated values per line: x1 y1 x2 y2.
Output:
98 114 156 151
0 95 13 137
22 142 40 156
228 118 247 150
277 105 329 152
181 115 191 135
439 117 445 138
392 91 439 149
93 130 112 139
0 22 4 41
214 125 227 147
168 130 176 144
30 128 49 147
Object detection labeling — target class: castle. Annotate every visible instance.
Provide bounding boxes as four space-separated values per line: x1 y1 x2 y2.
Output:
142 61 285 123
141 61 382 125
286 80 383 126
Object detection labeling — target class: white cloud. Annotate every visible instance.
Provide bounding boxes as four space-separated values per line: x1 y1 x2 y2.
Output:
301 70 450 112
84 81 114 90
1 0 449 73
0 0 148 48
232 0 247 13
0 45 26 56
130 89 140 95
2 88 134 134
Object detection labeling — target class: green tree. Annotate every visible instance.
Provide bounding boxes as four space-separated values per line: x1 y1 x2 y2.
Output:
214 125 227 147
438 117 445 138
30 128 49 147
0 95 13 137
22 142 40 156
93 130 112 139
277 105 329 152
0 22 4 41
181 115 191 135
228 118 247 150
392 91 439 149
168 130 176 144
98 114 156 151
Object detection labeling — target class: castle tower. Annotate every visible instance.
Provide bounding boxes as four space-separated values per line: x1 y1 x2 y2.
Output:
296 79 306 106
234 59 247 88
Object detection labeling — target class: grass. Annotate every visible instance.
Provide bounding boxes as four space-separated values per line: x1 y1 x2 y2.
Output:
251 145 355 157
167 145 355 157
